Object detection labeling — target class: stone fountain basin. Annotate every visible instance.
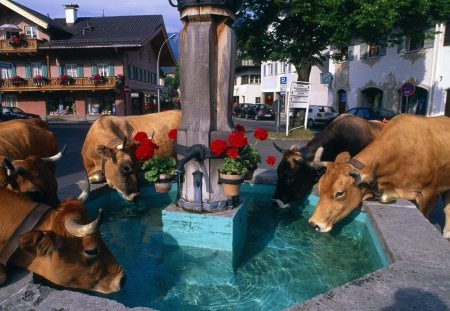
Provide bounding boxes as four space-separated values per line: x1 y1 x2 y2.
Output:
1 169 450 310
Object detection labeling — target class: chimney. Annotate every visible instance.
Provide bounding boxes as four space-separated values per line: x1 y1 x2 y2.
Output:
64 3 79 24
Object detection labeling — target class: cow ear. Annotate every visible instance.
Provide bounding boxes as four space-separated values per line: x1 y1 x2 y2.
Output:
335 152 351 163
348 169 362 185
96 145 115 160
18 230 59 257
290 145 300 152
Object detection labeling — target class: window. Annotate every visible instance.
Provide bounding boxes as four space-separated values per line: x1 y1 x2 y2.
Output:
361 44 385 59
1 68 12 79
31 63 42 76
407 36 424 51
274 63 278 75
265 63 273 76
250 75 260 84
98 64 108 76
66 64 78 77
5 95 17 107
445 22 450 46
241 75 249 84
369 45 380 57
279 62 286 74
24 26 38 39
255 97 261 104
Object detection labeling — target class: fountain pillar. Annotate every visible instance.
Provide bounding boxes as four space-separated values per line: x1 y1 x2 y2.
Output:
172 0 241 211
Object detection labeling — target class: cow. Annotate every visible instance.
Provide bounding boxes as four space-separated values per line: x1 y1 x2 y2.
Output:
81 109 181 201
0 186 126 294
0 119 62 206
309 114 450 239
272 114 386 209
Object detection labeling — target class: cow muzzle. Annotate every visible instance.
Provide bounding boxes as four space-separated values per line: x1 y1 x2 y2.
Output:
95 269 127 294
308 219 332 233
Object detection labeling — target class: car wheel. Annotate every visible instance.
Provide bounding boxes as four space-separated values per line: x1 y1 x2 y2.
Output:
307 119 314 128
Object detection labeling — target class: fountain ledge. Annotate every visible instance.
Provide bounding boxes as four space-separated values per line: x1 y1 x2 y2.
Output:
1 169 450 310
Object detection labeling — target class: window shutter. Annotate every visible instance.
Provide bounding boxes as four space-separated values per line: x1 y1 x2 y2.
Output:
108 64 114 77
348 46 354 61
139 68 143 81
91 64 98 74
127 64 132 79
59 65 65 76
11 64 16 76
359 44 367 59
397 37 405 53
25 63 31 78
77 64 84 77
379 46 387 56
41 62 48 77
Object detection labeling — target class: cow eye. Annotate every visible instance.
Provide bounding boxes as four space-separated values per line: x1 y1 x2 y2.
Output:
84 248 99 258
121 163 133 175
335 191 345 198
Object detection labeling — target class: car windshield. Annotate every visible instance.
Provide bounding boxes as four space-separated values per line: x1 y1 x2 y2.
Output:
3 107 23 113
374 108 396 118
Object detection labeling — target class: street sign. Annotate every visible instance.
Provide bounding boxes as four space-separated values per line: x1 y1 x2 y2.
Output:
280 76 287 84
288 82 310 109
401 82 415 97
280 83 287 92
155 85 164 90
124 85 131 93
0 61 12 69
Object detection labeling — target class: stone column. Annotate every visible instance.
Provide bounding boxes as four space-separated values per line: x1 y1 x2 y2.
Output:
176 4 237 211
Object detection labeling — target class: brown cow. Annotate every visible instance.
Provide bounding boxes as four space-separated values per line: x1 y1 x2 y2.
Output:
272 114 385 209
309 114 450 239
81 109 181 201
0 187 125 293
0 119 62 206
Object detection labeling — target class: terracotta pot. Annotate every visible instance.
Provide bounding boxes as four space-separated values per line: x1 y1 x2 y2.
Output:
219 173 244 196
244 163 258 180
154 173 173 193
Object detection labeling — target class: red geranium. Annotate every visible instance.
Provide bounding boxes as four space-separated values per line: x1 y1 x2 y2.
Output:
168 129 177 140
136 142 155 161
235 124 245 133
226 148 239 159
228 131 248 149
265 155 276 166
254 128 268 141
134 131 148 143
211 139 228 155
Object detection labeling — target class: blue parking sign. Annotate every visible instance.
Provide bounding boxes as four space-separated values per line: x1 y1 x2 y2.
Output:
280 76 287 84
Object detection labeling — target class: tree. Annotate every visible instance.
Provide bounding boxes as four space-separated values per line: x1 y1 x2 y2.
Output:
163 65 180 100
234 0 450 82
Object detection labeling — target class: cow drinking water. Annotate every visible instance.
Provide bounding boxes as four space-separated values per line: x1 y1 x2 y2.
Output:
272 114 385 209
309 114 450 240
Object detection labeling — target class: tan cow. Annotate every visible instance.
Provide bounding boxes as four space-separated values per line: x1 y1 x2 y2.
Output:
0 187 125 293
309 114 450 239
0 119 61 206
81 109 181 201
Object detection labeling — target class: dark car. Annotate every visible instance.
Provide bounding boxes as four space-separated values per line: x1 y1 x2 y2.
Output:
246 103 276 120
345 107 397 121
1 106 41 121
233 103 256 118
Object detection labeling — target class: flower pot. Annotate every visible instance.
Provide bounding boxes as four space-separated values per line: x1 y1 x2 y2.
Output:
219 173 244 196
244 163 258 180
154 173 173 193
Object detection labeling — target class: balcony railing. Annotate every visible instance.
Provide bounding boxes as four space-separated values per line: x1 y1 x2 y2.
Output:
0 38 39 53
0 76 121 91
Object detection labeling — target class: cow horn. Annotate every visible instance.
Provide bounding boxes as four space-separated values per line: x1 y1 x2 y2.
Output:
76 179 91 202
64 209 103 238
294 158 305 165
42 145 67 163
117 137 127 150
313 146 324 163
273 142 285 153
1 158 15 176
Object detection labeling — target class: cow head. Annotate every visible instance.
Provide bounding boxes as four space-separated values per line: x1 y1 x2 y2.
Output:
308 152 375 233
14 198 126 294
95 137 140 201
271 143 326 209
0 148 65 207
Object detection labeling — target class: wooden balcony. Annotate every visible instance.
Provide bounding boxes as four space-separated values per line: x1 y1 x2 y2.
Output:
0 76 121 92
0 38 39 53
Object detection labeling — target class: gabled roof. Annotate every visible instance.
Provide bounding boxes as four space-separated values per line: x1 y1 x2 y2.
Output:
41 15 165 48
1 0 71 34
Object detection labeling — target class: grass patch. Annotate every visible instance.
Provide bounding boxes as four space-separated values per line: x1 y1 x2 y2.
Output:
268 128 315 140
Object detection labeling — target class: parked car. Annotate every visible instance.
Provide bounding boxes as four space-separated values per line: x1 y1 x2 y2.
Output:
233 103 256 118
1 106 41 121
307 105 338 128
344 107 397 121
246 103 276 120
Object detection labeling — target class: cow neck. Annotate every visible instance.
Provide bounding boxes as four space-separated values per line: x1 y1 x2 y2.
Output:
101 138 126 177
0 202 52 267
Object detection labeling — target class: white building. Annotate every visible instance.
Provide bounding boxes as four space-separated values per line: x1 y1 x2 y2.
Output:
329 23 450 116
233 59 263 104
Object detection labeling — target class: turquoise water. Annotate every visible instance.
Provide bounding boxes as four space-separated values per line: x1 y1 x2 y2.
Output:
89 184 388 310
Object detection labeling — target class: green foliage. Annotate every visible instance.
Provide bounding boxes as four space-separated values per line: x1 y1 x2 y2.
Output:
219 157 249 176
142 155 176 182
240 144 261 164
234 0 450 81
163 65 180 100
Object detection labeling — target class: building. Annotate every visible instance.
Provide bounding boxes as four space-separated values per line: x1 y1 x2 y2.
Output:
233 59 262 105
0 0 176 120
329 23 450 116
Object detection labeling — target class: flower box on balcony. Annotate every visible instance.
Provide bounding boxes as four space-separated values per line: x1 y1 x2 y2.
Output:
89 73 107 84
33 75 49 86
9 75 24 86
57 74 74 85
8 35 26 48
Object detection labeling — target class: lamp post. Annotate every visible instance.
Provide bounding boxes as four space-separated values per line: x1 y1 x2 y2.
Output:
157 33 177 112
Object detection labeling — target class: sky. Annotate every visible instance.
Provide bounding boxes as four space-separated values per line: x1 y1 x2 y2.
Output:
15 0 183 33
